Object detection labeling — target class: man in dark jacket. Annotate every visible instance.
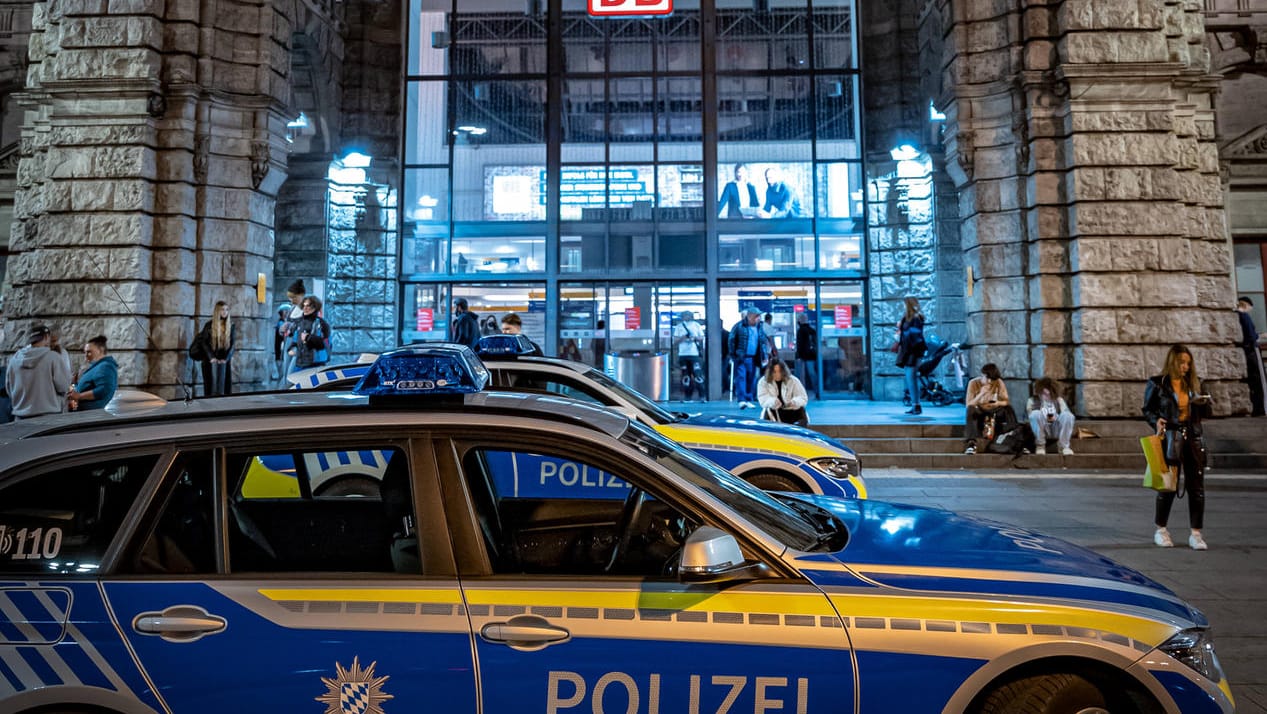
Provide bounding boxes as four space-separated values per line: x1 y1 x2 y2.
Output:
728 308 770 409
4 323 72 420
1238 296 1266 416
795 311 817 392
451 297 480 348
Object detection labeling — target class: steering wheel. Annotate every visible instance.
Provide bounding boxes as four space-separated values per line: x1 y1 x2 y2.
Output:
606 487 647 573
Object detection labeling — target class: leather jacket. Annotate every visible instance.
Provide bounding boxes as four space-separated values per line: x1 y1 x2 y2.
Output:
1142 375 1211 435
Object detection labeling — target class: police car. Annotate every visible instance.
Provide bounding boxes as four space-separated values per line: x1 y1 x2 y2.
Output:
0 346 1236 713
288 335 865 499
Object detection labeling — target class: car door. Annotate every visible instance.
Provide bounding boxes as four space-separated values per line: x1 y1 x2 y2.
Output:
436 427 856 714
102 436 478 714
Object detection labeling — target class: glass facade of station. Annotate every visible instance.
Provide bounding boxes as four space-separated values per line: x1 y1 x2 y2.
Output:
403 0 868 399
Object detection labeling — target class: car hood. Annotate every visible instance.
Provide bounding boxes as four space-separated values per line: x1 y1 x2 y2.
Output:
682 414 855 456
786 495 1203 626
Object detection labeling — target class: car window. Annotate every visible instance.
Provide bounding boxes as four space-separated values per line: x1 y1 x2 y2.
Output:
494 370 605 406
460 446 699 577
225 445 420 574
0 454 158 575
129 453 217 575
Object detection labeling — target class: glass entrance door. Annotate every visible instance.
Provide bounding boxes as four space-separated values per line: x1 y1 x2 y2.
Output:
819 281 868 399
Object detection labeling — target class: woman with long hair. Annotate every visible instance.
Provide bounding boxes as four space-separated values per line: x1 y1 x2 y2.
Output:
757 359 809 426
198 301 236 396
1143 344 1213 550
896 296 927 414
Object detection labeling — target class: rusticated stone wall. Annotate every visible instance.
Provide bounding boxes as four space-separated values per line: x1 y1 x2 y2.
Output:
863 0 959 401
2 0 339 396
928 0 1245 416
323 0 400 358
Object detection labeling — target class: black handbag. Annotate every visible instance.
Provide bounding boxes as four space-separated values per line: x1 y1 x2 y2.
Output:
189 332 210 362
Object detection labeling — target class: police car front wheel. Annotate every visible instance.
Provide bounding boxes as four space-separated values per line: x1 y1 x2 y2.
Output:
977 673 1110 714
746 471 805 493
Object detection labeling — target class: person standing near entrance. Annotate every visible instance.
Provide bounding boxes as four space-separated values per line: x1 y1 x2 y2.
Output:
5 323 73 420
795 311 817 392
451 297 479 348
69 335 118 411
896 296 927 415
728 307 769 409
1237 297 1266 416
673 310 706 402
500 312 544 355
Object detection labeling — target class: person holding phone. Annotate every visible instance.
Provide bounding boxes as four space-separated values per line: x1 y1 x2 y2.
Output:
962 363 1011 454
1142 344 1213 550
1026 377 1075 455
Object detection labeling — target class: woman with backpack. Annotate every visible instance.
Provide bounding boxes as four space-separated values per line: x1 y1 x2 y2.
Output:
292 295 332 369
896 296 927 415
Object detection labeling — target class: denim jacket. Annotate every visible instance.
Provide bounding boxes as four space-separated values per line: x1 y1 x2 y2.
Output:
1142 375 1211 435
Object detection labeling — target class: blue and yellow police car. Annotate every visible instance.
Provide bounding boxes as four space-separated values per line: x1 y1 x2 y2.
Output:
0 346 1233 714
288 335 866 499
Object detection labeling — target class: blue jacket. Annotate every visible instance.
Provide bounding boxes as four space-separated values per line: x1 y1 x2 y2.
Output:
75 356 119 411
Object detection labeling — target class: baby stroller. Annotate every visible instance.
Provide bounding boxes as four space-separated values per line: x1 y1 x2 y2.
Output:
902 336 968 407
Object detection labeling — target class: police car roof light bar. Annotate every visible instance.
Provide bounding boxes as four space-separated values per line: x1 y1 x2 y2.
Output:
353 344 490 401
475 334 536 357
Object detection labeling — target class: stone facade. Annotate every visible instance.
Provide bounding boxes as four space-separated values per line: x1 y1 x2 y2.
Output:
925 0 1245 416
0 0 1258 413
1 0 317 396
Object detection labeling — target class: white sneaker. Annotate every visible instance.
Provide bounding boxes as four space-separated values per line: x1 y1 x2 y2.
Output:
1061 446 1074 455
1189 532 1208 551
1154 528 1174 548
1034 444 1046 455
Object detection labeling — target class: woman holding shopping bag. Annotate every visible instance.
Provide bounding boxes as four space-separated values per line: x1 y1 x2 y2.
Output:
1142 344 1213 550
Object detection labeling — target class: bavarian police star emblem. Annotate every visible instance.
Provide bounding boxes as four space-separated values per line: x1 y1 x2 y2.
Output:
316 657 394 714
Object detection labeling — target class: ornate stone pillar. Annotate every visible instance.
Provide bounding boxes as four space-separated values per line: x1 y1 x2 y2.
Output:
5 0 294 396
935 0 1243 415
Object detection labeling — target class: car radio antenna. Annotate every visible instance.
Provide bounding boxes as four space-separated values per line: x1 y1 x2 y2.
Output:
81 254 195 402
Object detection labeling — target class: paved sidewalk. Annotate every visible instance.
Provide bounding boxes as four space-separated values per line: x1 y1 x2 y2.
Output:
674 397 965 425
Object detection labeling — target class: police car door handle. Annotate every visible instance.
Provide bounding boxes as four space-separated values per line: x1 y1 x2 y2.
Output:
132 605 228 642
480 615 571 650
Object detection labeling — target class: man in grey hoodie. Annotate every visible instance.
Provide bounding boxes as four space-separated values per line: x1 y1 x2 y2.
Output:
5 323 73 420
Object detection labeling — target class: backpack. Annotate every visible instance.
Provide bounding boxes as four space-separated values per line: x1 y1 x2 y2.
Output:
987 424 1032 455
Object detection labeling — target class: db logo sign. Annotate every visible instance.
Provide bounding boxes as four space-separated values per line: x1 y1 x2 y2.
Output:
588 0 672 16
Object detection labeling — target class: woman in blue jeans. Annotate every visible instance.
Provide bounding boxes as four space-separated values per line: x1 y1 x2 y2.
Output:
896 296 926 414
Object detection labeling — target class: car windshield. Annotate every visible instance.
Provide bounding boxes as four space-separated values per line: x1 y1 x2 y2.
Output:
619 422 820 551
583 368 679 425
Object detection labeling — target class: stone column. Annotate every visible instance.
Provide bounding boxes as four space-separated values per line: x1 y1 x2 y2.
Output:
324 0 401 357
934 0 1243 416
863 0 947 401
4 0 295 397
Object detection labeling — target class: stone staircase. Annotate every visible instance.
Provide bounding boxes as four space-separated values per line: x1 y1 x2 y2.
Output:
815 418 1267 472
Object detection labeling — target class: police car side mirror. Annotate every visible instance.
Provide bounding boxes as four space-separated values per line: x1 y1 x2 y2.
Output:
678 526 770 584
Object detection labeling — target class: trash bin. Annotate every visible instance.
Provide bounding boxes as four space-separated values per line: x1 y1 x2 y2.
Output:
604 351 670 402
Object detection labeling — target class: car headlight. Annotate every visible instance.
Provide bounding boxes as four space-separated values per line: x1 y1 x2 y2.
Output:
807 456 860 480
1159 628 1225 683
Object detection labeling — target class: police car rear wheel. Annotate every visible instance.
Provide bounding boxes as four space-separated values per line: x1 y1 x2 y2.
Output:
745 471 806 492
978 673 1109 714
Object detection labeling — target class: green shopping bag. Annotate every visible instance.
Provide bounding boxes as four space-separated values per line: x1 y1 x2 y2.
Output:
1141 434 1174 491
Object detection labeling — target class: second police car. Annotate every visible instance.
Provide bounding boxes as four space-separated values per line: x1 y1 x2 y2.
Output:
0 345 1235 714
286 335 867 499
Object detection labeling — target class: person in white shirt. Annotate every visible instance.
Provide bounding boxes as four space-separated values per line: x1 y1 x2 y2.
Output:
1026 377 1076 455
673 310 706 401
757 359 809 426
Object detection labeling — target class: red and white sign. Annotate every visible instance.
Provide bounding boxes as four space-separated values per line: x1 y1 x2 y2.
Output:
624 306 642 330
834 305 852 329
588 0 672 16
416 308 434 332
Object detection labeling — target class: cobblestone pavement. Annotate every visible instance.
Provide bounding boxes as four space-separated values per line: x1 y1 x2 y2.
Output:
864 469 1267 714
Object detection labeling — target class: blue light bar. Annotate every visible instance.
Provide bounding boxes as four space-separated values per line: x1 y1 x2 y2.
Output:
353 344 489 396
475 334 537 356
